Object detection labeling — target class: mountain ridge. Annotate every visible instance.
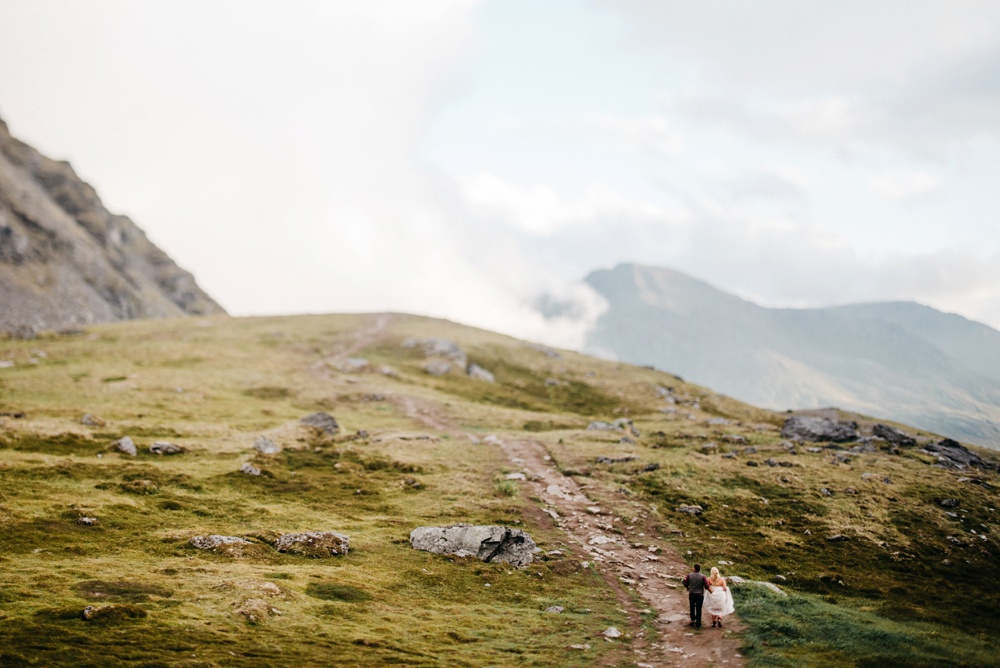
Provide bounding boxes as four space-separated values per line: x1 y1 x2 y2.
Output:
0 115 224 335
584 263 1000 447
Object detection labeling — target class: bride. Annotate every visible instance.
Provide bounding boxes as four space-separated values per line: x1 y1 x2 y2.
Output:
704 566 735 627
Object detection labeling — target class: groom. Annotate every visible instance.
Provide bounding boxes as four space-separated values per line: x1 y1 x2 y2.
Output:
683 563 708 628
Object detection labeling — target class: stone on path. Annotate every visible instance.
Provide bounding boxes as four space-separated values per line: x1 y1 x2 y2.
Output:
410 524 537 568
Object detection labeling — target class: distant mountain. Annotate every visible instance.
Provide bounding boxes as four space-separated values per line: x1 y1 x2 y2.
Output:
0 116 224 335
584 263 1000 447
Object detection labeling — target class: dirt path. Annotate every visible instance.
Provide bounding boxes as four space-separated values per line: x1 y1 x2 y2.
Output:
499 437 746 667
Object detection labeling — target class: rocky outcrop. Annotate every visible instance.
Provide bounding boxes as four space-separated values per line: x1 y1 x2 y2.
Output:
274 531 350 557
0 116 224 334
781 416 859 443
300 412 340 435
923 438 997 471
409 524 537 568
872 423 916 447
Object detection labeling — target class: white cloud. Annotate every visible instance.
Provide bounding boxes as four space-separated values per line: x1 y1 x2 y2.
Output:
583 114 683 154
867 171 941 199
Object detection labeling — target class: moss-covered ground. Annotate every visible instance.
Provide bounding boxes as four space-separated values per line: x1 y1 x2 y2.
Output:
1 312 998 666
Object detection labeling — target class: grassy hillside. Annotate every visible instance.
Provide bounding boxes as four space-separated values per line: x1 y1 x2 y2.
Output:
0 313 998 667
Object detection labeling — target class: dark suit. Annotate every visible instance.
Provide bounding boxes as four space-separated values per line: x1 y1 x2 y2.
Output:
684 571 708 625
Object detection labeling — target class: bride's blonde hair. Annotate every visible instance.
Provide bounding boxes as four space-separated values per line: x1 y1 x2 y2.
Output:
710 566 721 579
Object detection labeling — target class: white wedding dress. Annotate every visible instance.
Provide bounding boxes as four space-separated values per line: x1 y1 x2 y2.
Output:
704 582 735 617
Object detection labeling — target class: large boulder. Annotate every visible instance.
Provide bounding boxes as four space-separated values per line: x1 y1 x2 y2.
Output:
781 416 859 443
274 531 350 557
253 437 281 455
924 439 997 471
409 524 537 569
114 436 137 456
872 423 916 447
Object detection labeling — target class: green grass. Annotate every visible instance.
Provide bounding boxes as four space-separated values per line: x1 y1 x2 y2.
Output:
1 311 997 666
734 585 999 667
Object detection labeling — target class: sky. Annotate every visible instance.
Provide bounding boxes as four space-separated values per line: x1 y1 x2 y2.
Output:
1 0 999 347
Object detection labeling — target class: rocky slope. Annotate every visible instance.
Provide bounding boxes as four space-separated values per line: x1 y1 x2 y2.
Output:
0 116 224 335
584 263 1000 447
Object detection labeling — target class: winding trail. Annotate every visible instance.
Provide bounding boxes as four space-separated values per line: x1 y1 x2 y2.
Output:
499 437 745 667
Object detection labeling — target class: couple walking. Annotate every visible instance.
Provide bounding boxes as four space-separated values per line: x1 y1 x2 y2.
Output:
683 564 734 628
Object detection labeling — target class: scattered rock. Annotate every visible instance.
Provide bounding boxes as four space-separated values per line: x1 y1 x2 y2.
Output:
940 498 960 508
77 516 98 526
923 439 997 471
774 574 787 582
410 524 537 568
402 338 468 366
595 455 638 464
275 531 350 557
701 443 719 454
338 357 369 372
827 534 849 542
746 460 759 467
676 505 703 515
830 453 852 465
424 360 452 376
602 627 622 639
120 479 158 495
544 378 562 387
820 488 832 497
0 360 14 369
81 604 147 623
569 644 591 650
504 472 527 481
872 423 916 447
240 462 262 476
149 441 186 455
722 434 747 445
545 606 564 614
861 472 876 481
850 439 877 454
642 462 660 472
253 437 281 455
81 414 105 427
587 421 615 431
236 598 273 625
764 458 778 467
300 412 340 435
781 416 859 443
190 535 251 550
467 363 495 383
743 446 758 455
114 436 137 457
722 451 737 459
844 487 858 495
806 447 823 453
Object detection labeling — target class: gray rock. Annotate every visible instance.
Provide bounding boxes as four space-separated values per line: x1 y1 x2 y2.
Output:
300 412 340 435
781 416 859 443
423 360 452 376
275 531 350 557
820 487 832 497
722 451 737 459
81 413 105 427
924 438 997 471
190 535 251 550
253 437 281 455
722 434 747 445
338 357 369 372
467 363 495 383
872 423 916 447
114 436 137 457
77 516 98 526
764 458 778 467
827 534 849 542
676 505 703 515
545 605 564 614
602 627 622 639
743 446 758 455
402 338 468 366
746 460 759 467
240 462 262 476
149 441 186 455
850 439 877 454
707 417 731 426
619 436 636 445
940 498 960 508
595 455 638 464
587 421 615 431
613 418 639 436
409 524 537 568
